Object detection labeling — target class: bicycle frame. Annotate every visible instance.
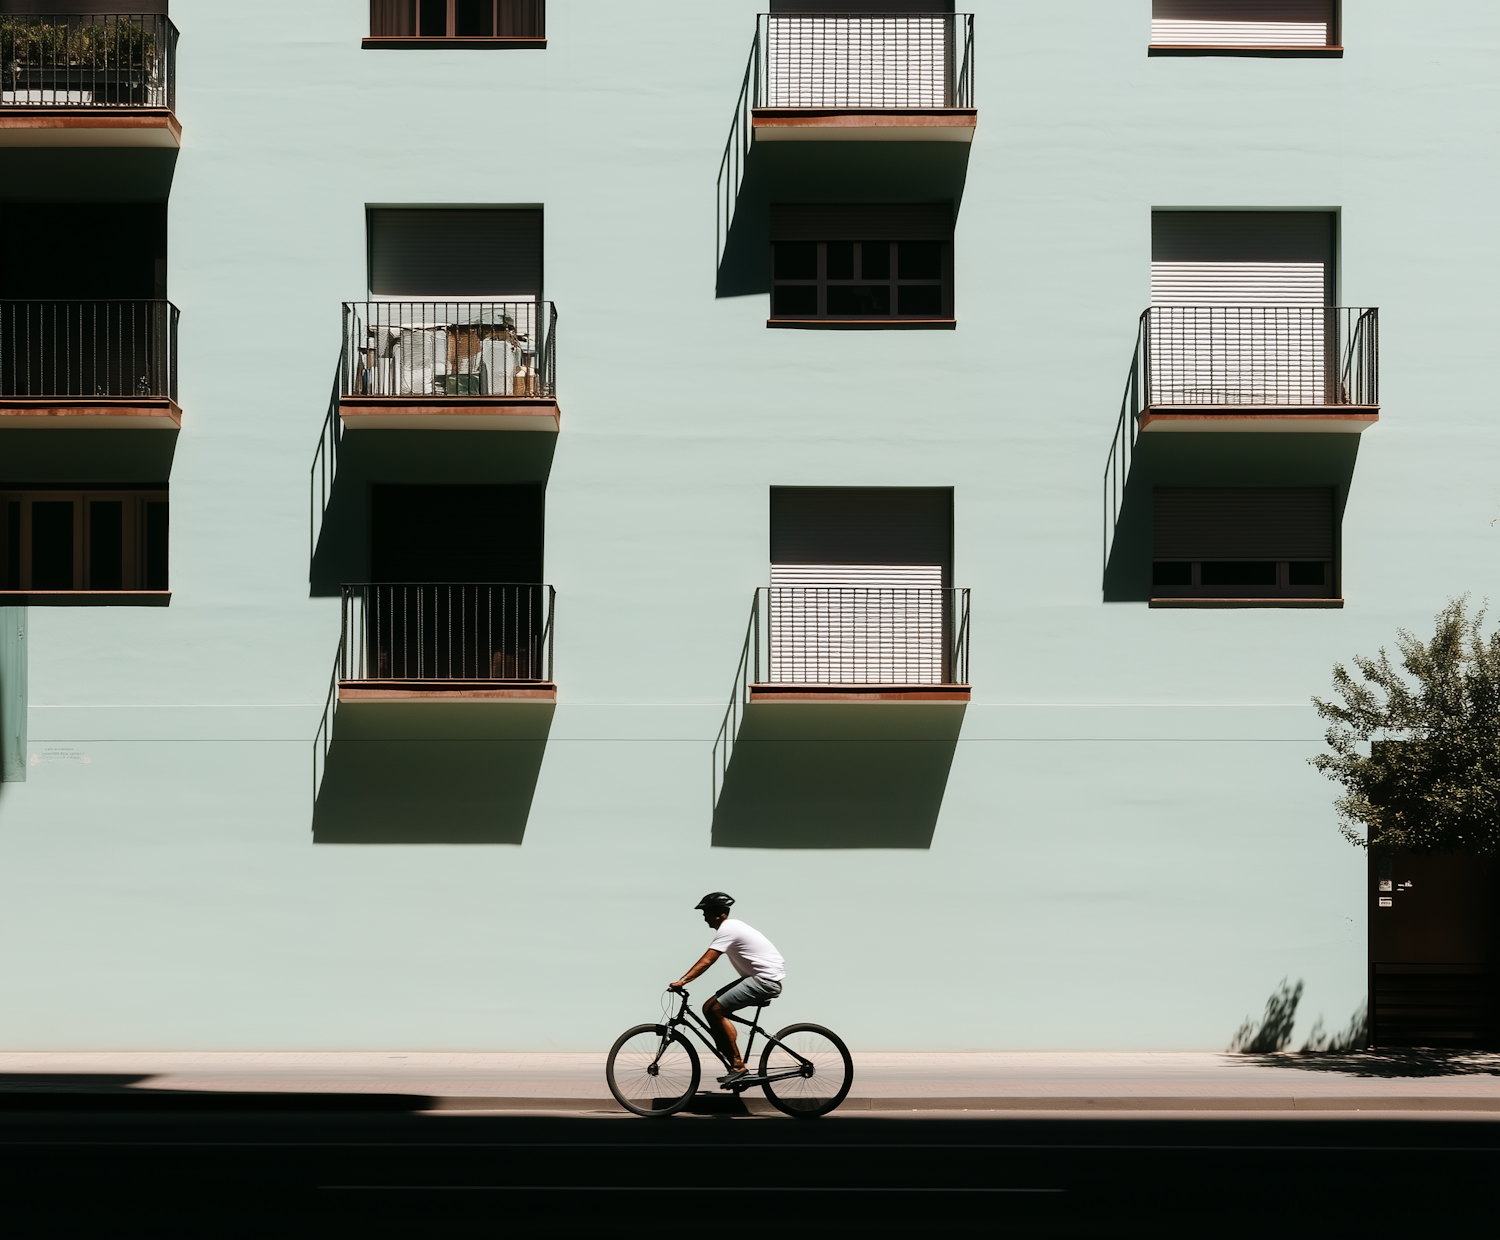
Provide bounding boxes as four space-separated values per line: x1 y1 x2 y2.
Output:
656 988 814 1089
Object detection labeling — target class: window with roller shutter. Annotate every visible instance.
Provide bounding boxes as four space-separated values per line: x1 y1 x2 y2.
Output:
1149 1 1340 53
1151 487 1338 603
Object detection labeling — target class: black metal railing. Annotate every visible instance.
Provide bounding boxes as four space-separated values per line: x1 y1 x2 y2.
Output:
1143 306 1379 408
751 586 969 685
341 302 556 400
757 12 973 110
0 13 176 110
0 300 178 400
339 583 555 683
369 0 544 38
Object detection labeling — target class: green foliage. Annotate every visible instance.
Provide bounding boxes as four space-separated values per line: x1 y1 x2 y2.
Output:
1312 597 1500 855
0 18 157 72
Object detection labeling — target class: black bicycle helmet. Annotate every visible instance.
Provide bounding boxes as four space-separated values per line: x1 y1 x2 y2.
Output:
694 892 735 911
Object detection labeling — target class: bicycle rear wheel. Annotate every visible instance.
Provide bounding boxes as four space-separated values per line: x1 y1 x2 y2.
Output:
606 1024 700 1117
759 1023 853 1118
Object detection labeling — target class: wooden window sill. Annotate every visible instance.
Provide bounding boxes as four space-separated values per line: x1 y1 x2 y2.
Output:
1148 45 1342 57
1150 597 1344 609
361 37 545 50
767 318 955 331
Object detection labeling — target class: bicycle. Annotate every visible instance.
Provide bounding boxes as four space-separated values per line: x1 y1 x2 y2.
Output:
606 986 853 1119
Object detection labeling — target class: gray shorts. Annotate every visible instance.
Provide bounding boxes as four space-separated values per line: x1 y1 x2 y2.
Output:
714 975 783 1013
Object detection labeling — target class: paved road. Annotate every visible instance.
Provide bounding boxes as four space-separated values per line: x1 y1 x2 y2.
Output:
2 1100 1494 1236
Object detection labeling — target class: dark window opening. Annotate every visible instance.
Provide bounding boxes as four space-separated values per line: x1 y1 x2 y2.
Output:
1152 561 1193 587
144 502 169 592
89 501 123 591
1201 561 1276 586
31 502 73 590
1288 561 1327 586
5 502 18 590
771 240 949 321
455 0 493 35
419 0 447 35
371 484 543 583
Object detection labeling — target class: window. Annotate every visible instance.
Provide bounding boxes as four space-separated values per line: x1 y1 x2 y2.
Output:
1150 1 1340 53
1152 487 1337 602
367 0 545 41
0 490 168 594
770 204 953 327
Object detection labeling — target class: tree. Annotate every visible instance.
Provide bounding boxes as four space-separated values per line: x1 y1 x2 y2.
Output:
1312 597 1500 856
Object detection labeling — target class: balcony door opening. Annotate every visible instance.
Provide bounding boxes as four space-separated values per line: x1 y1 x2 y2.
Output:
0 202 170 399
1150 210 1338 407
361 484 547 681
768 486 955 686
357 207 544 398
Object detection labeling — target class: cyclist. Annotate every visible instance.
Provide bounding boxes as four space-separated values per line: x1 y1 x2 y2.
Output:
668 892 785 1084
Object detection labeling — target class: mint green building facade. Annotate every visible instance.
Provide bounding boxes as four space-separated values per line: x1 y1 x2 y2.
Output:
0 1 1496 1051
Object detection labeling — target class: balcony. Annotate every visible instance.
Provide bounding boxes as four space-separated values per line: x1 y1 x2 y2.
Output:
0 300 180 428
0 14 179 147
744 585 970 703
338 301 558 431
337 582 556 702
741 11 975 143
1134 306 1379 433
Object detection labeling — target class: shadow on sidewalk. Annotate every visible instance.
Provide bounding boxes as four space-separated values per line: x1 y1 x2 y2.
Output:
1233 1051 1500 1079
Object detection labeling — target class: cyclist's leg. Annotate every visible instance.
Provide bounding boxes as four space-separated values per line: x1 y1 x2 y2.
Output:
702 994 744 1070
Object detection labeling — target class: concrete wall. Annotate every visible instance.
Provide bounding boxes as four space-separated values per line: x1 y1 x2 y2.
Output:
0 0 1495 1050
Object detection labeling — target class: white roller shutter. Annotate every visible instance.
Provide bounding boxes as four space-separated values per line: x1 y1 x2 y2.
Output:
1151 1 1334 47
768 563 946 684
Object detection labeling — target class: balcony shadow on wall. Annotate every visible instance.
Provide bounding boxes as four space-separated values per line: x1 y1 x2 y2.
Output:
711 703 963 849
312 702 553 844
716 142 971 299
309 428 556 597
1103 433 1361 602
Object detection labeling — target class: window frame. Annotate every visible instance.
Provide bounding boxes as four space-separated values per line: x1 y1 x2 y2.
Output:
364 0 546 47
1150 558 1336 601
770 239 954 329
0 489 168 598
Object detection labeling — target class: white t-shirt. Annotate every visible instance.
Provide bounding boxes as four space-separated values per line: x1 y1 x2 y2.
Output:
709 918 786 983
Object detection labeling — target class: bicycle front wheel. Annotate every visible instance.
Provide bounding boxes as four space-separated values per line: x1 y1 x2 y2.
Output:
759 1023 853 1118
606 1024 700 1117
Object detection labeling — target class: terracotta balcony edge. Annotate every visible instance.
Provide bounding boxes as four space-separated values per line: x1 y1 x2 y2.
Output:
0 109 180 147
0 398 181 429
751 108 975 142
338 396 559 431
1139 407 1378 433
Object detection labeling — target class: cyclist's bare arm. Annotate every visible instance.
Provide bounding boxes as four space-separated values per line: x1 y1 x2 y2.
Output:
669 949 720 990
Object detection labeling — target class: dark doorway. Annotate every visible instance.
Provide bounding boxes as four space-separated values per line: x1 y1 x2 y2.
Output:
366 484 545 682
1370 852 1499 1048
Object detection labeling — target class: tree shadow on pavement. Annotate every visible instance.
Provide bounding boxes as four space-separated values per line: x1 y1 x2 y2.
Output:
1232 1050 1500 1078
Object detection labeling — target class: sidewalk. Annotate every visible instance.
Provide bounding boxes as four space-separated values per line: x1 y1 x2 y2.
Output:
2 1051 1499 1115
